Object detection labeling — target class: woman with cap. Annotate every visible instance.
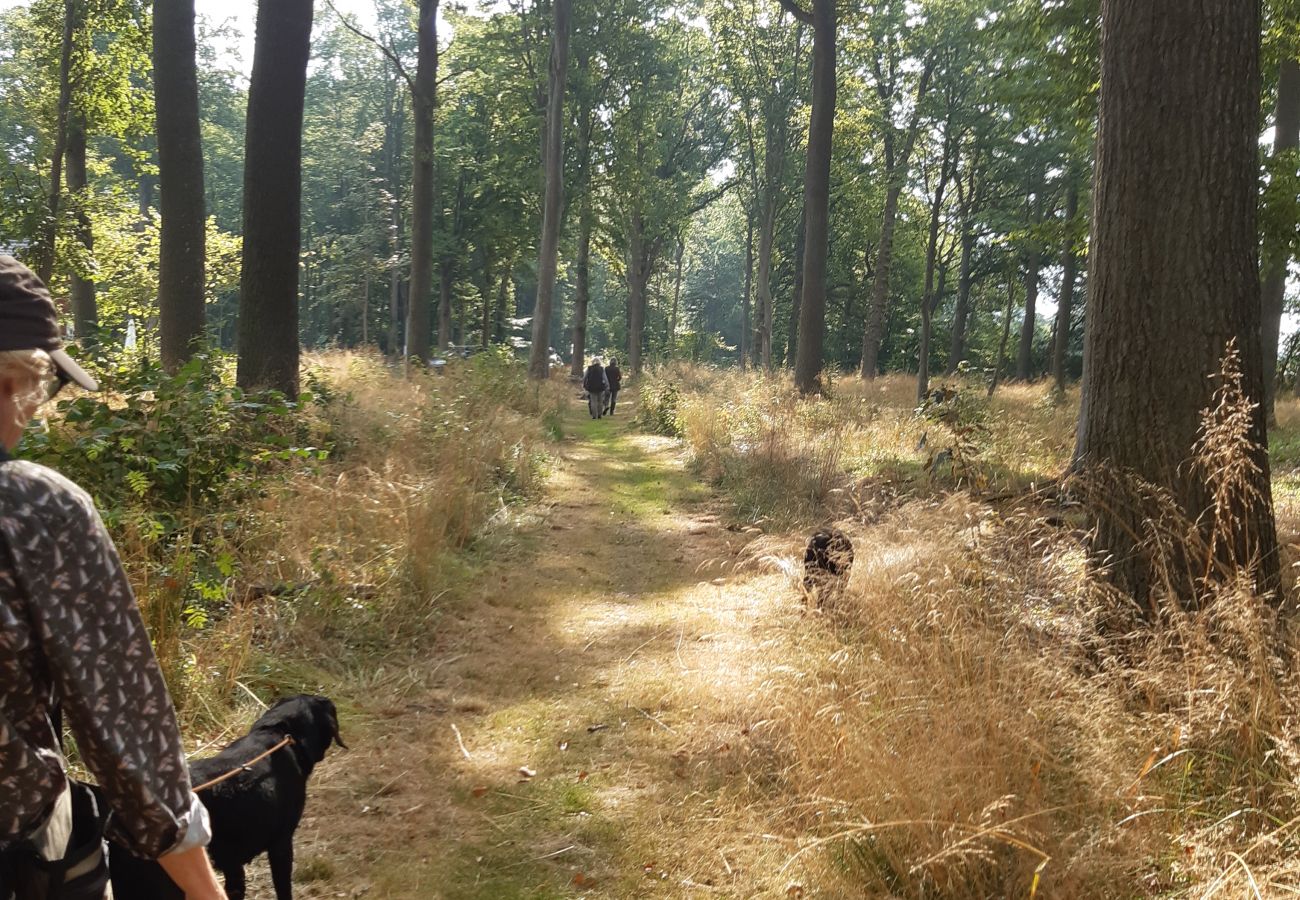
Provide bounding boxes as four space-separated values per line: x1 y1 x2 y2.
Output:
0 257 227 899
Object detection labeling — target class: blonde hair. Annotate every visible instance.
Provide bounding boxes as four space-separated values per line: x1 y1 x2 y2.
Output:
0 349 54 428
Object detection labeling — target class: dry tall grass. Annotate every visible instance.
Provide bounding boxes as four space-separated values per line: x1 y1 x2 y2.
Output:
644 363 1300 897
106 350 566 728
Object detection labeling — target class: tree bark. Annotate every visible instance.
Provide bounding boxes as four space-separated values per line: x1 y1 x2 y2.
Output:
790 0 836 394
1263 57 1300 418
64 115 97 343
235 0 313 395
946 228 974 375
1052 177 1080 393
570 204 592 377
742 212 753 369
155 0 207 370
406 0 438 360
917 131 955 403
988 273 1015 398
495 259 512 344
1015 241 1042 381
668 237 685 356
34 0 78 285
860 182 901 379
528 0 571 379
787 214 805 366
1075 0 1277 607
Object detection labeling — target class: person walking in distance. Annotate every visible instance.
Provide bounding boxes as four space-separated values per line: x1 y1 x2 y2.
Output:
582 357 609 420
0 257 228 900
604 357 622 416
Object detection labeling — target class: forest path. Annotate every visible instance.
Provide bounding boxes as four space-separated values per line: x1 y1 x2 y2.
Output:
299 395 801 899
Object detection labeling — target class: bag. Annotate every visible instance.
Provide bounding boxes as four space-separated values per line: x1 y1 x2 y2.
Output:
0 782 111 900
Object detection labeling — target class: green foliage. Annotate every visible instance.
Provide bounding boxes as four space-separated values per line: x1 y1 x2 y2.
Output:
636 377 683 436
20 352 330 626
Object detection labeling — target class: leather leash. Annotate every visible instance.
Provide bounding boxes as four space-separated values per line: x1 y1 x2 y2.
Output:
192 736 295 792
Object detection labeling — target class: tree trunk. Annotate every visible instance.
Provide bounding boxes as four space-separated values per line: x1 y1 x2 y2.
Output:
757 195 777 370
1075 0 1277 607
406 0 438 360
669 237 685 356
34 0 78 284
570 206 592 377
438 258 453 349
791 0 836 394
1263 57 1300 419
155 0 207 370
917 133 955 403
946 228 974 376
235 0 313 395
479 250 495 349
987 274 1019 397
384 81 405 358
787 214 805 366
1015 242 1042 381
860 182 901 379
64 115 97 343
495 259 512 343
742 212 753 369
1052 177 1080 393
528 0 571 379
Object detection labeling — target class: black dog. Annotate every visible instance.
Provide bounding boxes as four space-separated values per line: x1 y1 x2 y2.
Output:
110 695 345 900
803 528 854 605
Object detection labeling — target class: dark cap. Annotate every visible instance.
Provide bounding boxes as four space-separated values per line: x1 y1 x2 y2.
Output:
0 255 98 391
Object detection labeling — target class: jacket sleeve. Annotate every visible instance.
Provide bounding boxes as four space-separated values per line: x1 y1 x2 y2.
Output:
12 474 202 859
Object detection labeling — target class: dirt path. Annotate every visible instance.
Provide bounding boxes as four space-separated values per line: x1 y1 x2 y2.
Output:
292 398 802 899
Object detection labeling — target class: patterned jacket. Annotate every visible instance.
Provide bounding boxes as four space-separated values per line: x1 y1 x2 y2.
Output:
0 447 207 858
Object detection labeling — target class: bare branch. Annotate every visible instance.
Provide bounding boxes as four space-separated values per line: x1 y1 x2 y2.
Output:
776 0 814 26
324 0 415 93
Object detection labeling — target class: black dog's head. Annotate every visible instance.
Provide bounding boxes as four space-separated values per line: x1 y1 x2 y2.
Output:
257 695 346 766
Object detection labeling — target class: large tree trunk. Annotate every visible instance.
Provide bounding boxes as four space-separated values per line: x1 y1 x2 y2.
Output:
1075 0 1277 608
1263 58 1300 419
528 0 571 379
756 195 777 370
1052 177 1080 393
479 250 495 349
34 0 78 284
946 227 974 376
406 0 438 360
988 272 1015 398
917 132 955 403
235 0 313 395
570 204 592 377
154 0 207 370
668 237 685 356
789 0 836 394
1015 241 1042 381
64 115 97 343
742 212 753 369
787 214 805 366
495 259 512 343
438 258 454 349
860 182 901 379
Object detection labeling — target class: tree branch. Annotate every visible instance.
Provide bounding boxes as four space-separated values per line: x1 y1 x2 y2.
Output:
776 0 814 26
324 0 414 93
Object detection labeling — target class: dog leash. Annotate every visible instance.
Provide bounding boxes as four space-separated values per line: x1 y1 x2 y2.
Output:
192 736 295 792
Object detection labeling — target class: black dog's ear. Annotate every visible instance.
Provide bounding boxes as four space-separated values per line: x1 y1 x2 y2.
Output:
329 706 347 750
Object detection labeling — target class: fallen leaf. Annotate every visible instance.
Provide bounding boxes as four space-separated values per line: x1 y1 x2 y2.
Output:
519 766 536 778
577 770 589 782
471 785 489 798
787 884 805 898
571 872 593 887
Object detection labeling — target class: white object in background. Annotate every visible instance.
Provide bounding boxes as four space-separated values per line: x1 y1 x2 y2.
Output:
125 318 138 350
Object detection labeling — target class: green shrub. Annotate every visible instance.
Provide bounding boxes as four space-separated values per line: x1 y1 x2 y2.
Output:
636 377 683 436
